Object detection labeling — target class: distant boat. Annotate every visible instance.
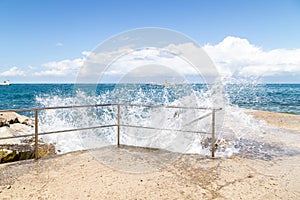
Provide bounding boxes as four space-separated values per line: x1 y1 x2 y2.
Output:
0 80 11 86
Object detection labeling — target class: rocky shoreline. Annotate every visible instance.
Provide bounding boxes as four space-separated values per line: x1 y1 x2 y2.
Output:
0 112 55 163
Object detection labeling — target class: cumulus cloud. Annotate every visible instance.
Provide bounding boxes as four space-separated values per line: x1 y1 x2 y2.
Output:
77 43 216 83
203 36 300 77
105 48 196 75
34 58 85 77
77 48 189 83
75 38 300 83
2 36 299 83
0 66 26 77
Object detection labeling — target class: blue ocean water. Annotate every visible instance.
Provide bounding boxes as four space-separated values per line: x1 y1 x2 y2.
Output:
225 84 300 115
0 84 299 115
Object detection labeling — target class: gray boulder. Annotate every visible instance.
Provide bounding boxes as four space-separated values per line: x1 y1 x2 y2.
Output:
0 112 33 127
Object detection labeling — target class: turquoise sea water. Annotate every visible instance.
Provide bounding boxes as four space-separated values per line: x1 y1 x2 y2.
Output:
0 84 299 115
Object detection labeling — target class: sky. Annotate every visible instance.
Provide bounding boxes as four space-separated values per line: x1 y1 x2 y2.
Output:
0 0 300 83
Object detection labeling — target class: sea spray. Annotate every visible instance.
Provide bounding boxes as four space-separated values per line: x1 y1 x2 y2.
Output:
35 84 221 154
34 82 294 159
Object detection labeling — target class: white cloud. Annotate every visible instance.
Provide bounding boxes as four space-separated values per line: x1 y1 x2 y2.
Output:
34 58 84 76
2 36 299 83
203 36 300 77
79 37 299 83
81 51 92 57
106 48 195 75
77 43 216 83
0 66 26 77
55 42 63 47
28 65 36 70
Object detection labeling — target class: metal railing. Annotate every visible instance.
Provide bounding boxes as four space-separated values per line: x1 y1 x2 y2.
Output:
0 104 221 158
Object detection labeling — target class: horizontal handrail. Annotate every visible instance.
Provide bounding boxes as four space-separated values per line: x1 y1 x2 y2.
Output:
0 103 222 113
0 104 115 113
119 103 222 111
0 125 117 141
0 133 35 140
38 125 117 136
121 124 211 135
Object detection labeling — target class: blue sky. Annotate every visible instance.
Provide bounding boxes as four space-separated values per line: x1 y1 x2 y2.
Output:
0 0 300 83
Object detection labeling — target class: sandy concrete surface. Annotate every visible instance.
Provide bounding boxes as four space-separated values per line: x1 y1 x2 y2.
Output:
247 110 300 133
0 110 299 199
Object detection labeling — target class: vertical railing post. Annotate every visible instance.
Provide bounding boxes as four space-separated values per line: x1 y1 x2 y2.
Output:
211 109 215 158
34 109 39 160
117 104 120 146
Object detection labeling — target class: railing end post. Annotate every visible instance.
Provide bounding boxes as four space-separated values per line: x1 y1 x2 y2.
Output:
117 104 120 147
34 109 39 160
211 109 216 158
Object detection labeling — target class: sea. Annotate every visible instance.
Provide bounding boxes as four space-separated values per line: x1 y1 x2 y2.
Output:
0 83 299 114
0 83 299 157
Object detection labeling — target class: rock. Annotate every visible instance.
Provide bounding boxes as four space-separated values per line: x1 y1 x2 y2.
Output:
0 144 34 163
0 127 21 144
0 112 34 145
0 149 14 161
6 185 11 189
17 114 33 126
0 117 8 127
201 137 231 152
0 126 15 136
0 112 55 163
36 142 56 158
9 123 33 135
201 137 211 149
0 112 33 127
0 141 56 163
